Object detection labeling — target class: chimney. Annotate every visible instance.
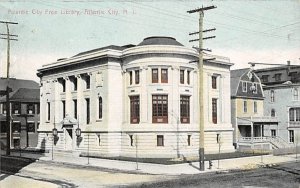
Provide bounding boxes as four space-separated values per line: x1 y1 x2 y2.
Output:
287 60 291 75
287 60 290 66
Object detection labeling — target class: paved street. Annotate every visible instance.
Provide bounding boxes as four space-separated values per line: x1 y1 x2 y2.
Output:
0 156 170 188
130 162 300 188
1 153 300 187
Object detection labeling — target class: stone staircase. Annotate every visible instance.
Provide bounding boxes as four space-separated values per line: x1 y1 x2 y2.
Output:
268 136 290 149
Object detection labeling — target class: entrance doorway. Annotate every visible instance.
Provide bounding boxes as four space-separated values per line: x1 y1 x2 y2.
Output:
65 128 73 151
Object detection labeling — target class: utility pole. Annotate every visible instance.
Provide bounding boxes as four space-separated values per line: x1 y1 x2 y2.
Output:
187 6 216 171
0 21 18 155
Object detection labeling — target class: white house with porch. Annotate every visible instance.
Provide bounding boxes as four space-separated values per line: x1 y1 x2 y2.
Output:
230 68 280 151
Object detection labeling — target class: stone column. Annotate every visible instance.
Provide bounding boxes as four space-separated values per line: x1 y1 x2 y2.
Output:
141 66 148 123
64 76 72 117
76 74 83 126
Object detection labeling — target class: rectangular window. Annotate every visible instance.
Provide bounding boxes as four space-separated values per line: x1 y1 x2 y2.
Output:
180 70 184 84
86 76 90 89
180 96 190 123
187 70 191 85
0 122 7 133
73 78 78 91
62 100 66 118
86 98 90 124
270 90 275 102
152 69 158 83
129 135 134 146
27 103 35 114
243 100 247 113
271 129 276 137
254 101 257 113
12 122 20 133
157 135 164 146
296 108 300 121
28 123 35 133
187 135 191 146
73 99 77 119
62 79 66 92
152 95 168 123
242 81 247 92
12 103 21 114
290 108 295 121
275 73 282 82
37 104 40 114
212 76 217 89
289 130 294 143
161 69 168 83
294 88 299 101
2 103 6 114
47 102 50 121
129 71 133 85
135 70 140 84
98 97 102 119
261 75 269 83
130 96 140 124
290 72 298 82
212 98 217 124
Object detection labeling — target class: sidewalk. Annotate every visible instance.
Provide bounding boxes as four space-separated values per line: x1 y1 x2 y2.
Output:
8 151 298 175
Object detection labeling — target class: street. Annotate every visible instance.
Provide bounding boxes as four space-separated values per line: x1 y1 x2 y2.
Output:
131 162 300 188
1 155 300 188
0 156 170 188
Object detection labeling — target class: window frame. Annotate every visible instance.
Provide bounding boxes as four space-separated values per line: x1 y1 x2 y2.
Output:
152 68 158 83
270 90 275 102
253 101 257 113
98 97 103 119
73 99 77 119
47 102 50 121
161 68 168 83
130 95 140 124
289 130 294 143
180 95 190 124
293 88 299 101
28 123 35 133
12 102 21 114
212 98 218 124
157 135 164 147
152 95 168 123
212 76 217 89
243 100 247 113
86 98 90 124
271 109 276 117
180 70 184 84
129 71 133 85
27 103 35 115
242 81 247 92
135 70 140 84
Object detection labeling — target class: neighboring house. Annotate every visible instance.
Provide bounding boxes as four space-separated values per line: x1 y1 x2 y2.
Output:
254 64 300 146
230 68 278 151
0 78 40 149
36 36 235 158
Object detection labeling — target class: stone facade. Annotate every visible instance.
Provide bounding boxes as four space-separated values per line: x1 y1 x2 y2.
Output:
37 36 235 158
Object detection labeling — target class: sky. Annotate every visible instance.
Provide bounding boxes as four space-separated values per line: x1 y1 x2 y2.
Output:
0 0 299 82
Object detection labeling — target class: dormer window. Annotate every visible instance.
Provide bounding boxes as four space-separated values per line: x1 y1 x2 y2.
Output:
261 75 269 83
274 73 282 82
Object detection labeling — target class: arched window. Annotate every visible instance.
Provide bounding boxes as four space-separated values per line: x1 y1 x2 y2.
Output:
271 109 276 117
98 97 102 119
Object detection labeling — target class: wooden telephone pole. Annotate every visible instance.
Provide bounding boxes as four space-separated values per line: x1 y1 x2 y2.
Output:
0 20 18 155
187 5 216 171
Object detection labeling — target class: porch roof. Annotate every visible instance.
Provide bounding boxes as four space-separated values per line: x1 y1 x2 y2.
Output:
237 116 278 125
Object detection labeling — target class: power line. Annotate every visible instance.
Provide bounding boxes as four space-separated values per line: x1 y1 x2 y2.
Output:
187 5 216 172
0 20 18 156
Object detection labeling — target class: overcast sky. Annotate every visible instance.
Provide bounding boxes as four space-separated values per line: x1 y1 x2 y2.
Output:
0 0 299 81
